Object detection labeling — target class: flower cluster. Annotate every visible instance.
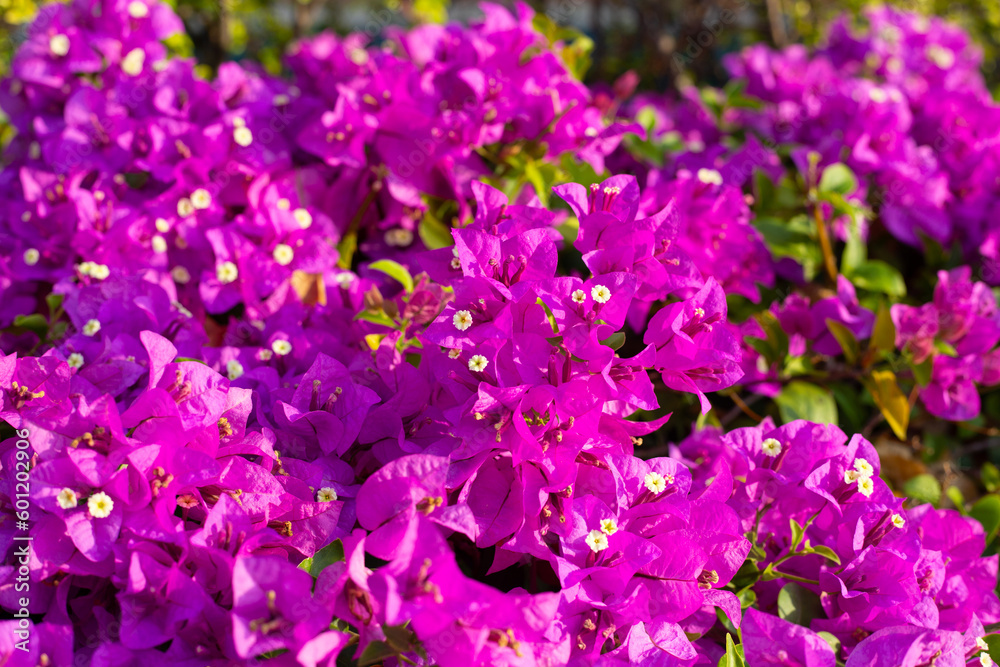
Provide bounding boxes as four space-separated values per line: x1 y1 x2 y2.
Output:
2 1 1000 666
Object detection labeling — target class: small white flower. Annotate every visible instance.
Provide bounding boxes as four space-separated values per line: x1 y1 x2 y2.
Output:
927 44 955 68
448 348 462 359
155 218 171 233
385 228 414 247
468 355 488 372
696 168 723 186
217 261 239 284
151 235 167 253
891 513 906 529
854 458 874 478
190 189 212 210
644 471 667 494
857 476 875 498
591 285 611 304
171 265 191 284
49 34 70 57
693 307 706 317
453 310 473 331
90 264 110 280
600 518 618 536
868 87 888 104
87 491 114 518
585 529 609 553
57 488 78 509
844 469 860 484
258 348 274 361
226 359 244 381
273 93 290 106
316 487 338 502
273 244 294 266
23 248 40 266
293 208 312 229
177 198 194 217
981 653 994 667
271 340 292 356
127 0 149 18
82 319 101 337
67 353 84 369
450 257 462 270
761 438 782 458
571 289 586 304
121 48 145 76
334 272 355 288
233 125 253 147
276 198 291 211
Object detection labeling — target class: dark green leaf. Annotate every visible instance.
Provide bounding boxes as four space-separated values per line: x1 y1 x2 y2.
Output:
13 314 48 338
777 582 824 626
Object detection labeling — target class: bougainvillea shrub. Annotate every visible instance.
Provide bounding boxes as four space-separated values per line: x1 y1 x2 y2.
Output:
2 1 1000 665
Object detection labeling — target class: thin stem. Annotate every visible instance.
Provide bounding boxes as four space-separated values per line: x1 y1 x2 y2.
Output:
814 203 839 283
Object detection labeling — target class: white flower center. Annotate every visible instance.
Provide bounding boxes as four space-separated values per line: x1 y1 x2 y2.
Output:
276 198 291 210
67 353 84 369
226 359 244 380
468 354 488 372
891 513 905 528
127 1 149 18
82 319 101 337
171 266 191 284
857 477 875 498
316 487 338 502
121 48 145 76
191 189 212 210
853 458 874 478
57 488 78 509
49 34 70 57
696 168 723 185
585 529 609 553
385 228 414 247
293 208 312 229
23 248 40 266
155 218 170 233
88 492 114 518
271 340 292 356
591 285 611 304
177 198 194 217
571 289 586 304
453 310 473 331
761 438 782 457
217 261 239 284
448 348 462 359
644 471 668 494
273 244 294 266
233 126 253 147
151 235 167 253
600 518 618 535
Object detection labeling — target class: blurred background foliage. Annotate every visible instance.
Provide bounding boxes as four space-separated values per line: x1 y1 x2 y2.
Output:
1 0 999 91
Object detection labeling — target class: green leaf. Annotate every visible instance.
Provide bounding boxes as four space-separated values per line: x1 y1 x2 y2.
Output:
985 633 1000 663
775 381 838 425
46 292 64 318
866 369 910 440
418 211 453 250
13 313 48 338
945 486 966 514
846 260 906 297
817 631 842 655
818 163 858 196
359 640 396 667
971 495 1000 544
911 356 934 386
806 544 842 566
983 463 1000 493
825 319 858 363
904 474 942 506
789 518 806 551
299 539 345 578
871 301 896 355
368 260 414 294
777 582 824 626
354 310 397 328
600 332 626 351
718 634 745 667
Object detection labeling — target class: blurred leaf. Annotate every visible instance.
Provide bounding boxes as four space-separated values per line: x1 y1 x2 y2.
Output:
945 486 966 514
871 301 896 355
368 259 414 294
299 539 344 577
904 474 942 506
413 0 449 23
984 462 1000 493
818 162 858 196
846 260 906 297
825 318 858 363
777 582 824 626
418 210 453 250
911 356 933 387
12 314 47 338
776 381 837 425
866 369 909 440
971 495 1000 544
817 631 842 656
